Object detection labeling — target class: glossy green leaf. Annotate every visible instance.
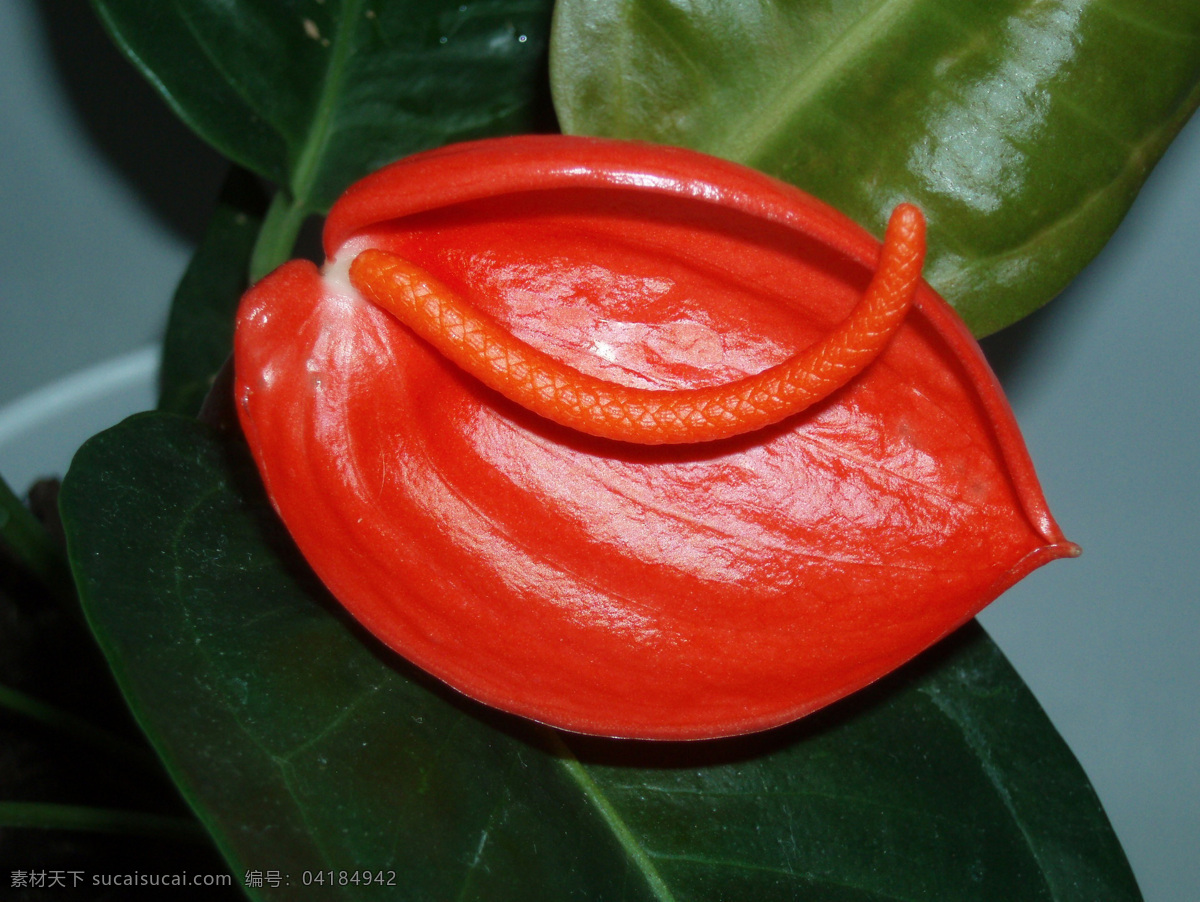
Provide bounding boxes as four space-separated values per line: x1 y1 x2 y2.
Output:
60 412 1141 901
92 0 554 216
550 0 1200 336
158 168 266 417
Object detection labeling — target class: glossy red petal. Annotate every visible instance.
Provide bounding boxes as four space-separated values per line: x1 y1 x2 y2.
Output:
235 137 1075 740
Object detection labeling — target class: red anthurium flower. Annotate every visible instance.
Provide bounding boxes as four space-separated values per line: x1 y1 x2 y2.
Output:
234 135 1077 740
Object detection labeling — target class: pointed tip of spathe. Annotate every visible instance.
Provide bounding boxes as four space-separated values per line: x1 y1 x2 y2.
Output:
1044 539 1083 561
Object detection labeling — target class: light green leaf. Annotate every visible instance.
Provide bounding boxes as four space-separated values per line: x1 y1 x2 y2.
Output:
550 0 1200 335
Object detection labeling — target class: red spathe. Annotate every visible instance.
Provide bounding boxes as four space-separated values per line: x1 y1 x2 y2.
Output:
235 136 1075 739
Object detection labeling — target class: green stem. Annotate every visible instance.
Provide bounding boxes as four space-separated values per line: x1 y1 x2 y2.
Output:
0 801 206 842
248 190 309 282
246 0 364 283
0 473 73 602
0 682 160 770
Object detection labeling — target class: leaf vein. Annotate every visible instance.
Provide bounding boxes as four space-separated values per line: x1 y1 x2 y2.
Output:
549 730 678 902
714 0 922 165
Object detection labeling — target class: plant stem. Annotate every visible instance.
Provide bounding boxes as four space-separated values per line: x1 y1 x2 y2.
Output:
0 801 206 842
247 0 364 283
0 473 72 602
0 682 160 770
248 190 308 283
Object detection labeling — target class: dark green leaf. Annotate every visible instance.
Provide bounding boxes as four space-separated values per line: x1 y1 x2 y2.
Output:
92 0 555 215
550 0 1200 335
1 474 71 602
60 413 1140 900
1 513 238 897
158 168 266 417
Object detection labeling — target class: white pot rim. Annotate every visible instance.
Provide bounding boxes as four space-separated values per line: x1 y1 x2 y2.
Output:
0 345 159 491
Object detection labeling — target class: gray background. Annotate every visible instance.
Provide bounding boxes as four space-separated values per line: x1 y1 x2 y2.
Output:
2 1 1197 897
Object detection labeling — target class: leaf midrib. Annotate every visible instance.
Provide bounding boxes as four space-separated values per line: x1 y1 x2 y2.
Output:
548 731 678 902
289 0 366 211
710 0 922 166
549 731 964 902
919 684 1056 901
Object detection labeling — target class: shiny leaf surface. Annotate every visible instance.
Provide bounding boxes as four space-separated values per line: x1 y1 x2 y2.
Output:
550 0 1200 335
92 0 554 214
59 413 1140 900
